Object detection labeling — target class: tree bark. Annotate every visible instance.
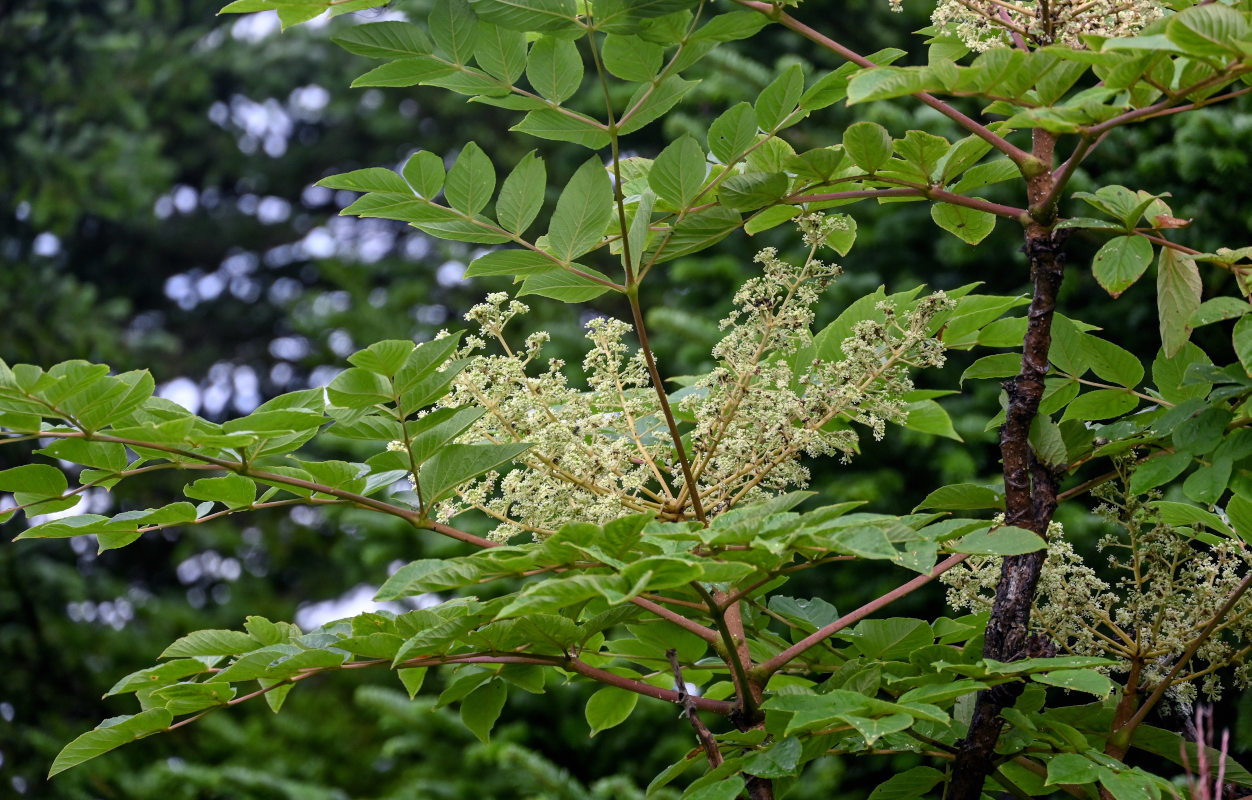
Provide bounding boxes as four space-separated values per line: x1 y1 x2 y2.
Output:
946 219 1066 799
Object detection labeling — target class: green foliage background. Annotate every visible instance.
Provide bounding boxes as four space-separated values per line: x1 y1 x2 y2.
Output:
3 0 1252 797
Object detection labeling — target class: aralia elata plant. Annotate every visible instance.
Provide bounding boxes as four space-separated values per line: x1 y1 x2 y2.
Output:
5 0 1252 797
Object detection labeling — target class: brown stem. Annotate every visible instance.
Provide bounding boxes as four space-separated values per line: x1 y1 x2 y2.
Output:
722 592 764 726
631 595 721 644
756 553 970 677
668 649 723 767
627 289 707 523
790 187 1029 221
27 430 499 549
948 131 1066 800
565 656 734 714
693 584 759 724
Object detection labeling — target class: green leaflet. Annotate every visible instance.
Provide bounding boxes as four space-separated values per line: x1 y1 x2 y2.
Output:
444 142 496 216
460 680 508 744
402 150 446 199
430 0 479 64
518 266 615 301
585 686 639 736
333 21 434 59
49 710 174 777
707 102 758 164
526 35 582 103
468 0 580 34
545 157 614 263
351 57 457 88
649 136 707 209
417 442 532 506
510 109 610 148
842 121 892 173
1093 235 1154 297
754 63 804 131
495 151 546 234
952 525 1045 555
474 22 528 82
465 249 557 278
718 172 788 212
931 203 996 245
601 34 663 82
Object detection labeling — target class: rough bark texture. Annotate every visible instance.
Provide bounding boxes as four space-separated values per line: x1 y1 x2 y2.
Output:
945 224 1066 800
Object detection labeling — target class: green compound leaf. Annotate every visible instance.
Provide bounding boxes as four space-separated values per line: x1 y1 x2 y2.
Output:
49 709 174 777
931 203 996 245
1092 235 1153 297
546 157 614 263
585 686 639 736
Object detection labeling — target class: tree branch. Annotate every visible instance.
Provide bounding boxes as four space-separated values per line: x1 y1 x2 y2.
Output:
947 146 1066 796
668 648 724 767
731 0 1034 167
755 553 970 677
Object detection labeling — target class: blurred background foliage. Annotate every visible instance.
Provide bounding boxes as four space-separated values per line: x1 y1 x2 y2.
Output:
2 0 1251 797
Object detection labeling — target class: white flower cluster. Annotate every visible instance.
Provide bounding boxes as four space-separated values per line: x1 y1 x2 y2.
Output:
901 0 1163 50
410 214 952 541
943 477 1252 702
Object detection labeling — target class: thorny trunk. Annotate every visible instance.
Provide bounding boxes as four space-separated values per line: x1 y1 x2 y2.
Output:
946 132 1065 800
